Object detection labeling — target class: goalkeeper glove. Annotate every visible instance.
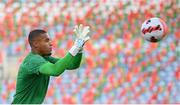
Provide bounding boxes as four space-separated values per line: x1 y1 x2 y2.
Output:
69 24 90 56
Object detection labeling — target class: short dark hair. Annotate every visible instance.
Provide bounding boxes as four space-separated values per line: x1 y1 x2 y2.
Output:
28 29 47 47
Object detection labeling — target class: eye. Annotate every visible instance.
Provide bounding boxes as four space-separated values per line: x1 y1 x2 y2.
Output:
45 38 50 42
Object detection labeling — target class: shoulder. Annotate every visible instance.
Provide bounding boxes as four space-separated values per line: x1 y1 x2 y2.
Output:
26 53 46 63
21 53 48 74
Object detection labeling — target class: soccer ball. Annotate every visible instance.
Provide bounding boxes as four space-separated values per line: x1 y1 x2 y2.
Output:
141 17 168 42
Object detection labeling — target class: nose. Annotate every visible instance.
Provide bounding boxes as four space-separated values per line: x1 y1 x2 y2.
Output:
49 40 53 47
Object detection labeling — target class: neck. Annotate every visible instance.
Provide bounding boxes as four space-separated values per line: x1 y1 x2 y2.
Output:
31 48 40 55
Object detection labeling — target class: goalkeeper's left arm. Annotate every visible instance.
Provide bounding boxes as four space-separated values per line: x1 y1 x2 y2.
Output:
44 52 82 70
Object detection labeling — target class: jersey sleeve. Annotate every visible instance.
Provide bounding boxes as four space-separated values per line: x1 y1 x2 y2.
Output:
43 53 82 70
39 53 73 76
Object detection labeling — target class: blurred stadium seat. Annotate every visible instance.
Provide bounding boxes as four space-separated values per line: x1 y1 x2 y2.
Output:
0 0 179 104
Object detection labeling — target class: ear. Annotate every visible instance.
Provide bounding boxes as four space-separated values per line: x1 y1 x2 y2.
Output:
32 40 39 48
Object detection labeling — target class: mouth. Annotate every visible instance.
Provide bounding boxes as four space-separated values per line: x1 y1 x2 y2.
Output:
49 47 52 51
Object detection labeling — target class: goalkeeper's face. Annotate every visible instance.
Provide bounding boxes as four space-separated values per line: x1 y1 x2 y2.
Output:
35 33 52 56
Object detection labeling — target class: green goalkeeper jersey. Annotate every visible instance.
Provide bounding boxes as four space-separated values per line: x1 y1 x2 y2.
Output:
12 52 82 104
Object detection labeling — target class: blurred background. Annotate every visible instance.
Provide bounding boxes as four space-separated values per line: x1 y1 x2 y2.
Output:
0 0 180 104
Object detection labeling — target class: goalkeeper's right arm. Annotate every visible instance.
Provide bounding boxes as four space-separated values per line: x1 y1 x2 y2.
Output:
39 52 74 76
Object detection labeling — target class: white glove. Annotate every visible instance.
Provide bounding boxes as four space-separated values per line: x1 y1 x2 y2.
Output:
69 24 90 56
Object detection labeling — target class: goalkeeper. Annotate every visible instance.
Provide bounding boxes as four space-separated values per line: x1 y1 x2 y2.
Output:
12 24 90 104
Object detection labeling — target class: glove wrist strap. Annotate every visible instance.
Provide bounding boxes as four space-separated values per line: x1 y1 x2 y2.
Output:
69 45 81 56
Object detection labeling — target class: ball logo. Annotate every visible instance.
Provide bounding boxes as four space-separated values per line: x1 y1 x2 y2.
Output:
142 25 162 35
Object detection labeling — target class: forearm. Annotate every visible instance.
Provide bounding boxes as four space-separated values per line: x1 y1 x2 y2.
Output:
67 52 82 70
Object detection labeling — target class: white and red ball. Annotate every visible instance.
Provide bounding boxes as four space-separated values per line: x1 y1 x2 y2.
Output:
141 17 168 42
